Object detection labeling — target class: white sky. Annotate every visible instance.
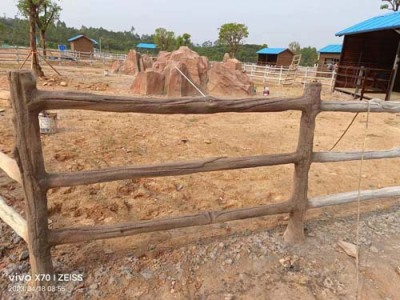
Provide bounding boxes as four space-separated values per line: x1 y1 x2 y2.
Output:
1 0 386 49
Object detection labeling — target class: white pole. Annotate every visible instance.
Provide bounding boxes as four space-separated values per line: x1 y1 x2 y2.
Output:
330 71 336 92
174 66 207 97
279 66 283 84
304 67 308 88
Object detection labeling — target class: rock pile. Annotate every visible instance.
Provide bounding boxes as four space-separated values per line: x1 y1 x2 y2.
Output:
114 46 254 97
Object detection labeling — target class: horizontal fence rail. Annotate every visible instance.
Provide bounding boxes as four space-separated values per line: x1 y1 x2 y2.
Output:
48 201 293 245
243 64 337 90
335 65 393 100
47 152 301 188
32 90 313 112
1 70 400 295
0 46 126 65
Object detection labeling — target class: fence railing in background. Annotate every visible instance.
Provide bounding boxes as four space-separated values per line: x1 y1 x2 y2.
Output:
243 64 337 90
335 65 393 100
1 71 400 296
0 46 126 65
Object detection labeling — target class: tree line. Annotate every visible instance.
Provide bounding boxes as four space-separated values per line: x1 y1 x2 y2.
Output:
0 16 320 65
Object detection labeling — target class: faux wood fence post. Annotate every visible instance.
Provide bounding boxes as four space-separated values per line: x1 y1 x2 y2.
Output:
284 82 321 244
9 71 54 285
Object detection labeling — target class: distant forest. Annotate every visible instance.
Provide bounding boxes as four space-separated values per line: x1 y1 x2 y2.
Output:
0 16 317 65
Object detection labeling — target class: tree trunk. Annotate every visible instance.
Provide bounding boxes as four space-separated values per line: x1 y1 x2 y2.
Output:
40 30 47 57
29 5 44 77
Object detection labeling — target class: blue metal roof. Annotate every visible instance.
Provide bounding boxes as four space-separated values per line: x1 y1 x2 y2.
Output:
136 43 157 49
256 48 287 55
67 34 98 45
318 44 342 54
336 11 400 36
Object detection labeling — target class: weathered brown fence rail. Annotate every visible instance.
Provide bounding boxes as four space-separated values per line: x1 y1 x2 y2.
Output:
1 70 400 294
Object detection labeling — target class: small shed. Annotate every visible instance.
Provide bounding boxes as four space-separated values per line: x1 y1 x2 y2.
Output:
67 35 98 54
317 44 342 71
136 43 157 55
334 12 400 100
256 48 294 66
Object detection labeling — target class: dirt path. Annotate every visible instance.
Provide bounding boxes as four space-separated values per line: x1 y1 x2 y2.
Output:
0 64 399 299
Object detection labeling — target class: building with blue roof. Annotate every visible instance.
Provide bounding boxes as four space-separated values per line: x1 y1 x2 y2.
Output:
136 43 157 49
334 11 400 100
67 34 98 54
136 43 158 55
317 44 342 71
256 47 294 66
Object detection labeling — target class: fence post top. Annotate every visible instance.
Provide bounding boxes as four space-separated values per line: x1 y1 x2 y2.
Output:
8 70 36 84
303 82 322 106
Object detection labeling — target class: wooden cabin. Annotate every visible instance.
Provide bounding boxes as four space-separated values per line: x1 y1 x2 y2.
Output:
136 43 157 55
67 35 98 54
334 12 400 100
317 44 342 72
256 48 294 67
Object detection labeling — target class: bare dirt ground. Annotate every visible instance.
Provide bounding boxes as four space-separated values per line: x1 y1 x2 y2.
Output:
0 63 399 299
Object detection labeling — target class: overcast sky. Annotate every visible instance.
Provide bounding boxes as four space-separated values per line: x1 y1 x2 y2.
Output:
1 0 386 49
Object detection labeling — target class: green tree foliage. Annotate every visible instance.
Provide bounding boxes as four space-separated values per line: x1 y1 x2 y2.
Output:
17 0 47 77
0 17 264 63
176 33 191 48
299 46 318 67
194 43 261 63
218 23 249 58
17 0 62 56
154 27 175 51
380 0 400 11
288 41 301 54
0 16 151 53
36 1 61 56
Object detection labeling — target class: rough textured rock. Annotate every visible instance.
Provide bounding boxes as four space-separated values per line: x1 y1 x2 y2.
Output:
163 61 195 97
169 46 209 91
157 51 172 64
123 50 140 75
223 53 230 63
225 58 242 71
153 61 167 73
208 62 254 97
130 69 165 95
110 60 123 74
129 46 253 97
139 54 153 72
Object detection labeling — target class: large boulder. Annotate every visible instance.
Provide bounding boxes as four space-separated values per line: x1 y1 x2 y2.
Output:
123 50 140 75
223 53 230 63
208 62 254 97
169 46 209 91
139 54 153 72
130 69 165 95
129 47 253 97
110 60 124 74
163 61 196 97
225 58 242 71
157 51 172 65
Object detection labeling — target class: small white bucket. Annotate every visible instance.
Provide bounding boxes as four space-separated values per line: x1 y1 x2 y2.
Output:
39 112 57 134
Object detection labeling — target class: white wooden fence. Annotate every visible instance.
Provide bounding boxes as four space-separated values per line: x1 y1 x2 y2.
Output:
243 64 337 90
0 46 126 65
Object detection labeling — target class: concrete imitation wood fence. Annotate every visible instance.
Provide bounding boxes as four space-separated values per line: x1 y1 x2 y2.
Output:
1 70 400 295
